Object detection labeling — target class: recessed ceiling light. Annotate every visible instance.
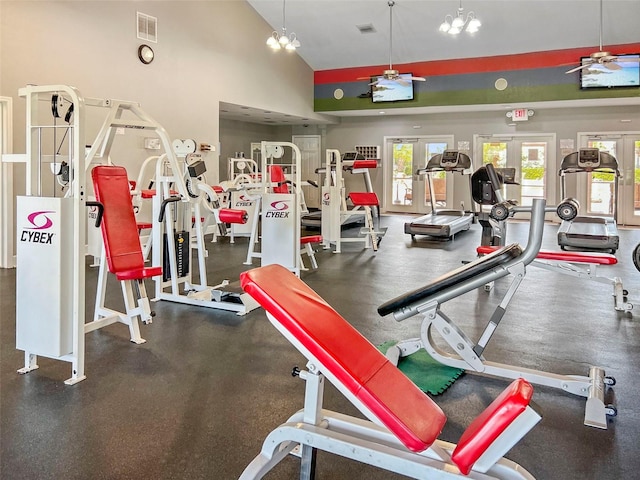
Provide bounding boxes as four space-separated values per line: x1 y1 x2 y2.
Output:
379 111 385 114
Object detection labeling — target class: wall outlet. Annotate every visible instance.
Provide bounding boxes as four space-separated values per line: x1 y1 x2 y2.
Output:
144 137 161 149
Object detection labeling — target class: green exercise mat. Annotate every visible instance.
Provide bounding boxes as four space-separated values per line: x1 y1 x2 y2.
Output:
379 341 464 395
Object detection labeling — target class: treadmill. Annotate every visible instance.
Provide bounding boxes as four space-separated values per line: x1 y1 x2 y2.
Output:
404 150 476 239
557 148 620 253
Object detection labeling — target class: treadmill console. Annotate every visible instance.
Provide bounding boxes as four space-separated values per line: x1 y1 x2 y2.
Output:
578 148 601 169
342 152 365 162
441 150 460 167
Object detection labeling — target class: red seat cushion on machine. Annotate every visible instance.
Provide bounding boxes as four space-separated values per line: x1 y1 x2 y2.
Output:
240 264 446 453
268 165 289 194
92 166 161 280
349 192 379 207
300 235 322 245
451 378 533 475
352 159 378 169
477 245 617 265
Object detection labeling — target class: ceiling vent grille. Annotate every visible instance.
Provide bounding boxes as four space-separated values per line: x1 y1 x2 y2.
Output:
137 12 158 43
357 24 376 34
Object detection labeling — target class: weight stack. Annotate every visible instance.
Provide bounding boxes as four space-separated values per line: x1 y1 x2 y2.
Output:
163 231 190 281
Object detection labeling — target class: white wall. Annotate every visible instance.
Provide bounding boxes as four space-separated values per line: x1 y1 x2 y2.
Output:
0 0 323 176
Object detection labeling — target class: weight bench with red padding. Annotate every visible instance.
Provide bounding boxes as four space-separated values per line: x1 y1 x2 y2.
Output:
90 165 163 344
348 192 384 252
477 245 632 312
238 264 541 479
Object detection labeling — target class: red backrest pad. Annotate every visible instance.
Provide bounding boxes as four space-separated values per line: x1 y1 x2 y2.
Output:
240 264 446 453
268 165 289 194
91 166 144 274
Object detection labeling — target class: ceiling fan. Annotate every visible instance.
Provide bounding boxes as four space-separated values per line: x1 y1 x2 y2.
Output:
565 0 640 74
358 1 426 86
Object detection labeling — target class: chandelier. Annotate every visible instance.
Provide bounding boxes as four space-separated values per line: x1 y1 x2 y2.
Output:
439 0 481 35
266 0 301 51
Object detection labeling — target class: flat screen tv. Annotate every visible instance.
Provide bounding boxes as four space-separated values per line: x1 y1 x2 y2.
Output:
371 73 414 102
580 54 640 89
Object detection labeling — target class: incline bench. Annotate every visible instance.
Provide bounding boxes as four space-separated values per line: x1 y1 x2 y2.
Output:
239 264 541 479
378 199 616 430
477 245 632 313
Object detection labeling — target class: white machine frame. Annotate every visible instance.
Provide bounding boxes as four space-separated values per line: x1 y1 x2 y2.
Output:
244 141 303 275
148 151 259 315
320 149 384 253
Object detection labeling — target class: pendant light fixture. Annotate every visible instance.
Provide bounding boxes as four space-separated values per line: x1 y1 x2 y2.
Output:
439 0 481 35
266 0 301 51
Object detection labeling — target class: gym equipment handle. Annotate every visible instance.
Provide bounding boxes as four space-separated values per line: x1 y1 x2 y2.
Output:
85 201 104 227
485 163 505 203
159 196 181 222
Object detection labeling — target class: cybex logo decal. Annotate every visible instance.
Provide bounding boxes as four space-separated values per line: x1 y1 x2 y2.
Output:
322 192 330 206
265 201 290 218
21 211 55 244
235 194 254 207
26 211 54 230
88 205 99 219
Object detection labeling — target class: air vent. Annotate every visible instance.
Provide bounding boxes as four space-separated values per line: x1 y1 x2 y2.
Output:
137 12 158 43
357 24 376 34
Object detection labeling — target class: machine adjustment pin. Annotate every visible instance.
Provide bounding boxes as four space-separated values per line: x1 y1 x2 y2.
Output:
291 366 301 377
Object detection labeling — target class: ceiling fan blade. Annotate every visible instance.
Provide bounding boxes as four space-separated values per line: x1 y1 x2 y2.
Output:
411 76 426 82
357 76 374 80
612 57 640 63
565 63 592 74
603 61 622 70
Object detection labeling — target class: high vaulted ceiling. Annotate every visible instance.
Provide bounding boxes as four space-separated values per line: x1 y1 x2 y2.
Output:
247 0 640 72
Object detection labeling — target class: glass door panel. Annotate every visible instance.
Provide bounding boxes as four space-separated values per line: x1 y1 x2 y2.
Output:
424 142 448 209
384 135 453 213
391 142 414 208
476 135 554 211
586 139 617 215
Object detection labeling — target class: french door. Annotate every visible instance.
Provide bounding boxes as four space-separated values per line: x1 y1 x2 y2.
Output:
474 134 556 209
578 132 640 226
383 135 453 213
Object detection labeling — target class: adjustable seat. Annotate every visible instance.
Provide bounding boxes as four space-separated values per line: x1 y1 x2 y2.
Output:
239 264 541 479
91 165 162 344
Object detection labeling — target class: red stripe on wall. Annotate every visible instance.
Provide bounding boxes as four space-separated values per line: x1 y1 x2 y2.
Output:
314 43 640 84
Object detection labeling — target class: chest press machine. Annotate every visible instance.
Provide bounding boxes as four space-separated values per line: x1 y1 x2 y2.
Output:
239 264 541 480
15 85 180 383
378 196 617 430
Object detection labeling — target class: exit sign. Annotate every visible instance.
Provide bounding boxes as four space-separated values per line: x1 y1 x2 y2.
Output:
510 108 532 121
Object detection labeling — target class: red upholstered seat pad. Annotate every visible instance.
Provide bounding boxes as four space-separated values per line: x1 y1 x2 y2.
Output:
115 266 162 281
451 378 533 475
349 192 379 207
300 235 322 245
240 264 446 453
352 160 378 169
477 245 617 265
